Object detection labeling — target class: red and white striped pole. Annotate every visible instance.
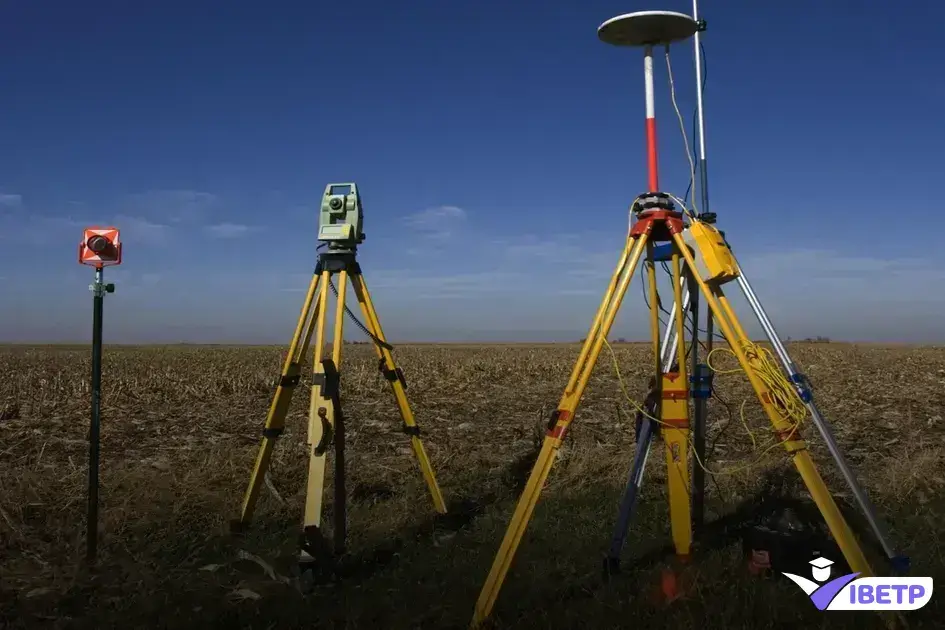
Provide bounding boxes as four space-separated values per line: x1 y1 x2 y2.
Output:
643 44 660 192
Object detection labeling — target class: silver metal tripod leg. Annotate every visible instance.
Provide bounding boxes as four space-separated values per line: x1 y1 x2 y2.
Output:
735 269 908 571
664 290 687 367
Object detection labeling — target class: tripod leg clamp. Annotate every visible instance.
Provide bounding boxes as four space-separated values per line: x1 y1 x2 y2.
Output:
546 408 568 433
280 374 301 388
690 364 713 400
312 362 341 399
788 373 813 403
379 359 407 390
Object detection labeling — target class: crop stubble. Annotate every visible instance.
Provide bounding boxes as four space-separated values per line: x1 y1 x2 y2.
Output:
1 342 944 629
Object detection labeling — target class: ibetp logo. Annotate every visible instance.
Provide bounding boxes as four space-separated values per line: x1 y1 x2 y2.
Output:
782 556 933 611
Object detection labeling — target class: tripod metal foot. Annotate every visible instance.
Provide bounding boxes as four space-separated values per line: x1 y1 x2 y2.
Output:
734 267 908 572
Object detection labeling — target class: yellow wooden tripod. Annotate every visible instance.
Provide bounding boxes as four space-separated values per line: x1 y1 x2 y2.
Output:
470 196 876 626
231 250 447 566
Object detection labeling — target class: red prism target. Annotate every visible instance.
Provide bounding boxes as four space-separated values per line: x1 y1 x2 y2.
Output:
79 227 122 267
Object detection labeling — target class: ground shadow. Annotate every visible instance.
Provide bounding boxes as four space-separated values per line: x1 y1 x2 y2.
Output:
284 439 545 586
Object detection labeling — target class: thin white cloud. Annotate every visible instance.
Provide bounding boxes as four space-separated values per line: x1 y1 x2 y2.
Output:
35 216 88 229
0 215 90 246
123 189 219 224
3 212 172 249
0 193 22 209
374 225 944 312
492 233 586 259
367 268 525 299
205 222 254 239
489 231 626 289
402 205 467 240
112 214 171 245
0 189 251 249
735 248 945 297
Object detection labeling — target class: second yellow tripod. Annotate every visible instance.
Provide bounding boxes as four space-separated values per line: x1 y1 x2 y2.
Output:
470 195 877 626
231 250 447 567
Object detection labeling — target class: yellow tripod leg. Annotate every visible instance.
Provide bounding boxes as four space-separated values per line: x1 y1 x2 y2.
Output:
471 232 650 628
663 248 692 558
350 272 448 514
671 232 873 579
234 270 322 529
301 270 339 560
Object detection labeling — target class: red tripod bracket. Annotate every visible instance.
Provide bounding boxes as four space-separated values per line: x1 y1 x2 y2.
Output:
629 209 686 242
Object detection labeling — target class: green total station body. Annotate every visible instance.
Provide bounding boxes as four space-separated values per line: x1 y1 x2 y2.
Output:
318 182 365 252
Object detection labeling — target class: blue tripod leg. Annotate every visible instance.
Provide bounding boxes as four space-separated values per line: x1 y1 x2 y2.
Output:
604 412 657 576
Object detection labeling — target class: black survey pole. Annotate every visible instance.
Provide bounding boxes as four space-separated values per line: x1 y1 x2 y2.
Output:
688 275 705 535
690 0 713 537
87 266 114 564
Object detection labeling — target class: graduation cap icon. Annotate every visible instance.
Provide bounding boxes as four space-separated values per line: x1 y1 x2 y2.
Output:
810 556 834 582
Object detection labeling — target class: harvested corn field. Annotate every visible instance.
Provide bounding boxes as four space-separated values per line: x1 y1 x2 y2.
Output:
1 342 944 629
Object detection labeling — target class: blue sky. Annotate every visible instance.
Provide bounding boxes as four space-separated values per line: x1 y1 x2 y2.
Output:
1 0 943 344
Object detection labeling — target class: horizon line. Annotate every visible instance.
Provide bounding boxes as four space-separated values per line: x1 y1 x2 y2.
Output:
1 339 940 348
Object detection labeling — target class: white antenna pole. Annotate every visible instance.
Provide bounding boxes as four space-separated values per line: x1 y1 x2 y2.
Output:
692 0 709 216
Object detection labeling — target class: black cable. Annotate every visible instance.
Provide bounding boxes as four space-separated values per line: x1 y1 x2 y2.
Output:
666 260 726 344
674 42 724 345
683 109 695 205
655 260 725 344
684 41 708 208
650 41 742 497
327 278 393 351
707 388 735 459
315 245 394 351
639 261 700 364
640 263 669 331
641 257 727 350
